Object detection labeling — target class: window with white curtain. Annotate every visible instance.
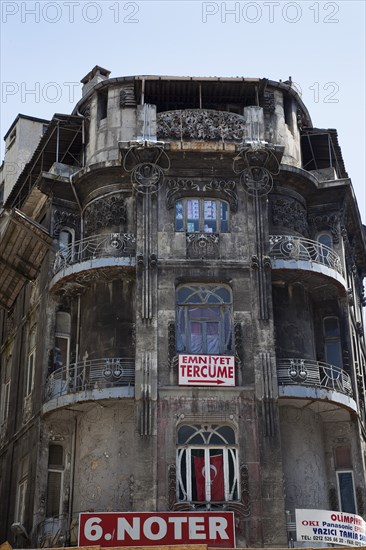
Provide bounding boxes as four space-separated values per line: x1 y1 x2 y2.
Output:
176 285 233 355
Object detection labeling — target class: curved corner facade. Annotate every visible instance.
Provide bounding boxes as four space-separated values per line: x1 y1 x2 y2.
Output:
0 68 365 548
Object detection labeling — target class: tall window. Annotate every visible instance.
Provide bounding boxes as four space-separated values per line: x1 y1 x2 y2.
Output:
25 325 37 397
334 446 357 514
176 285 233 355
323 317 343 369
337 472 357 514
177 424 239 504
54 311 71 372
317 232 333 265
15 457 28 523
0 348 12 425
59 229 74 259
46 444 64 518
175 199 229 233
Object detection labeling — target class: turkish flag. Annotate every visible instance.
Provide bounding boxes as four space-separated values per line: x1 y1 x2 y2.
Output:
194 454 224 501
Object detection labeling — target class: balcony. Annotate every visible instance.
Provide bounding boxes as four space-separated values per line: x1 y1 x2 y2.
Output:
277 358 356 411
43 357 135 411
50 232 136 291
269 235 345 287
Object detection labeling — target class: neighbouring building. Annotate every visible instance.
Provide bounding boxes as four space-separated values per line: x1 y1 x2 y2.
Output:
0 66 365 548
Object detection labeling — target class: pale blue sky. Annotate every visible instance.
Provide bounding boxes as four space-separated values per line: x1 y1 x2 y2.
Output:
1 0 365 220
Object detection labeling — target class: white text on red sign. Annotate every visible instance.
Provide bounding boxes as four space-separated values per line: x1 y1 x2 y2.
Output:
79 511 236 547
178 354 235 386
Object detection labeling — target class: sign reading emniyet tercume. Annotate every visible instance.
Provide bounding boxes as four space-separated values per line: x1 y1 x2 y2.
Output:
296 509 366 547
178 354 235 386
79 511 236 548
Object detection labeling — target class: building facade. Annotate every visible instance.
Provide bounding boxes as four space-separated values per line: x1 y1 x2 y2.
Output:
0 66 365 548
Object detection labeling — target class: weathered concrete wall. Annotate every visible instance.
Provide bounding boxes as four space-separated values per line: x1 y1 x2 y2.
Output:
273 284 316 360
279 405 329 515
72 401 137 512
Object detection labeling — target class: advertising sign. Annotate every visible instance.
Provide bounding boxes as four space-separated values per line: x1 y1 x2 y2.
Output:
296 509 366 547
79 511 236 548
178 354 235 386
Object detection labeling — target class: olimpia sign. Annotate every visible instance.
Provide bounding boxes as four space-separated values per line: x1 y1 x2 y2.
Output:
296 509 366 547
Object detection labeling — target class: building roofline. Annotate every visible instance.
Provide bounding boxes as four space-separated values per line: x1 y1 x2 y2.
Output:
3 113 50 141
72 74 312 127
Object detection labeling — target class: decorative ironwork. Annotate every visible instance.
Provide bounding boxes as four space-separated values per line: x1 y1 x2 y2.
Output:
168 464 177 510
83 195 127 235
157 109 246 142
186 233 220 259
269 234 344 276
44 357 135 401
203 180 238 212
239 464 250 517
241 166 273 196
233 143 281 196
277 358 353 396
53 209 79 237
234 323 244 370
271 198 309 236
120 84 137 108
53 232 136 275
123 144 170 195
168 322 176 369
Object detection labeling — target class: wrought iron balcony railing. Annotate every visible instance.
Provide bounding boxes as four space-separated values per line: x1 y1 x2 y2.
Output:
44 357 135 401
277 358 352 397
269 235 343 276
53 233 136 275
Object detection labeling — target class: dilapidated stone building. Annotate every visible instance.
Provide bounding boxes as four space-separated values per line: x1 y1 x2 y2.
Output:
0 66 365 548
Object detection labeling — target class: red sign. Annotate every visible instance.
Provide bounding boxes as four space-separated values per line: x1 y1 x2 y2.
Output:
178 354 235 386
79 511 235 548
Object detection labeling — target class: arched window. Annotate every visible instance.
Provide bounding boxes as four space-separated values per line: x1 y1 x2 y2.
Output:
176 285 233 355
46 444 64 518
59 228 74 259
175 199 229 233
177 424 239 504
317 232 333 265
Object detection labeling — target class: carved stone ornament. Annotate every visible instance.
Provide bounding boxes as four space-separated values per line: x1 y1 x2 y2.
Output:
157 109 247 142
262 91 275 113
53 209 79 237
84 194 127 235
186 233 220 259
120 84 137 108
271 197 309 236
309 212 340 243
166 178 238 212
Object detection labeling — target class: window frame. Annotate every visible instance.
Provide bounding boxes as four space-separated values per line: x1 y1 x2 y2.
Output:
58 228 75 259
175 198 229 234
46 444 64 518
25 349 35 397
336 470 357 514
0 380 10 424
176 424 239 505
176 285 234 356
323 316 343 370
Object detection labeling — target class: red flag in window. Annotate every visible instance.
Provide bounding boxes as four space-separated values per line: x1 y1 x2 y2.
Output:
194 454 224 501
